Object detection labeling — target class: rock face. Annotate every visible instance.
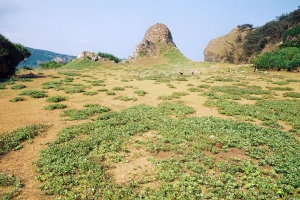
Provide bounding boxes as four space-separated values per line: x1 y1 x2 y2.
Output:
77 51 101 61
204 27 250 63
132 23 177 59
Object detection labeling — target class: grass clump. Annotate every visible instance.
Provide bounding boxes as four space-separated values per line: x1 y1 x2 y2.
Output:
0 124 48 155
134 90 147 96
283 92 300 98
272 81 289 85
11 84 26 90
158 92 189 100
83 91 98 96
10 97 25 102
111 87 125 91
19 90 48 98
113 96 137 102
60 105 110 120
106 91 116 95
41 81 63 89
98 88 108 92
188 87 203 92
197 84 210 89
46 96 67 103
266 86 293 91
44 104 67 110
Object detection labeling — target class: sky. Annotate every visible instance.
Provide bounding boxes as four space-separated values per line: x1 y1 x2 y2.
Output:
0 0 299 61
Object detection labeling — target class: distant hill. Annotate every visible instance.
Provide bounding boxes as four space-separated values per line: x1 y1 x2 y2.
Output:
204 7 300 64
18 47 76 68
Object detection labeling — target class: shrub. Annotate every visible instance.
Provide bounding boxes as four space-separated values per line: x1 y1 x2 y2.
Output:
97 52 121 63
106 91 116 95
39 61 66 69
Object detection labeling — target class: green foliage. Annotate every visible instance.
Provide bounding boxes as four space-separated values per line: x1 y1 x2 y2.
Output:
39 61 66 69
83 91 98 96
46 96 67 103
111 87 125 91
188 87 203 92
10 97 25 102
60 105 110 120
44 104 67 110
113 96 137 102
35 104 300 199
0 172 22 199
253 47 300 71
134 90 147 96
197 84 211 89
0 124 48 155
243 7 300 60
41 81 62 89
283 92 300 98
281 24 300 48
62 58 100 70
97 52 121 63
266 86 293 91
0 34 31 78
158 92 189 100
19 90 48 98
11 84 26 90
106 91 116 95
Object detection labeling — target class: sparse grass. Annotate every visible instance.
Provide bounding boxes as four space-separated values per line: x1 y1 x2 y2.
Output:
158 92 189 100
106 91 116 95
10 97 25 102
197 84 210 89
283 92 300 98
41 81 62 89
11 84 26 90
44 104 67 110
83 91 98 96
46 96 67 103
113 96 137 102
51 76 60 79
272 81 289 85
188 87 203 92
266 86 293 91
111 87 125 91
19 90 48 98
134 90 147 96
98 88 108 92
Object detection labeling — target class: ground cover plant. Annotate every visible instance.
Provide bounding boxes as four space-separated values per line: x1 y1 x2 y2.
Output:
44 103 67 110
0 124 48 155
35 103 300 199
19 90 48 98
11 84 26 90
0 59 299 199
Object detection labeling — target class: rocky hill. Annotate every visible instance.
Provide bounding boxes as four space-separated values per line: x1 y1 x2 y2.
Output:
18 47 76 68
129 23 185 61
204 7 300 64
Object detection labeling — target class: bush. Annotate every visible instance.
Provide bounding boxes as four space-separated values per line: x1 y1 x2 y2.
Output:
39 61 66 69
97 52 121 63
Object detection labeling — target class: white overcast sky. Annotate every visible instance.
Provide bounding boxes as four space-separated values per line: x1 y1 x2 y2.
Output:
0 0 299 61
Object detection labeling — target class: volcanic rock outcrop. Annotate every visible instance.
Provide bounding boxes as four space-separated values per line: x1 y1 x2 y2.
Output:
131 23 177 59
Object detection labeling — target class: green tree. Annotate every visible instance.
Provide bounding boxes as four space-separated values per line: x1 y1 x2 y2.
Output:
0 34 31 78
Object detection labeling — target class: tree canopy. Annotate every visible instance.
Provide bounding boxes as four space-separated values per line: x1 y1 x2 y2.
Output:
0 34 31 78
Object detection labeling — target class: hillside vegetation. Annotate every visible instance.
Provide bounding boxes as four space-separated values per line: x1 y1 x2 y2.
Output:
204 6 300 69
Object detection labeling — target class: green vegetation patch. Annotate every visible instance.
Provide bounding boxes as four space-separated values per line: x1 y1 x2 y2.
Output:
134 90 147 96
11 84 26 90
266 86 293 91
35 104 300 199
44 104 67 110
83 91 98 96
111 87 125 91
158 92 189 101
41 81 63 89
0 172 23 199
113 96 137 102
46 96 67 103
283 92 300 98
0 124 48 155
10 97 25 102
62 58 100 70
60 105 110 120
19 90 48 98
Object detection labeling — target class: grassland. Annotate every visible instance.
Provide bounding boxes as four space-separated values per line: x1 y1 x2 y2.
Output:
0 57 299 199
